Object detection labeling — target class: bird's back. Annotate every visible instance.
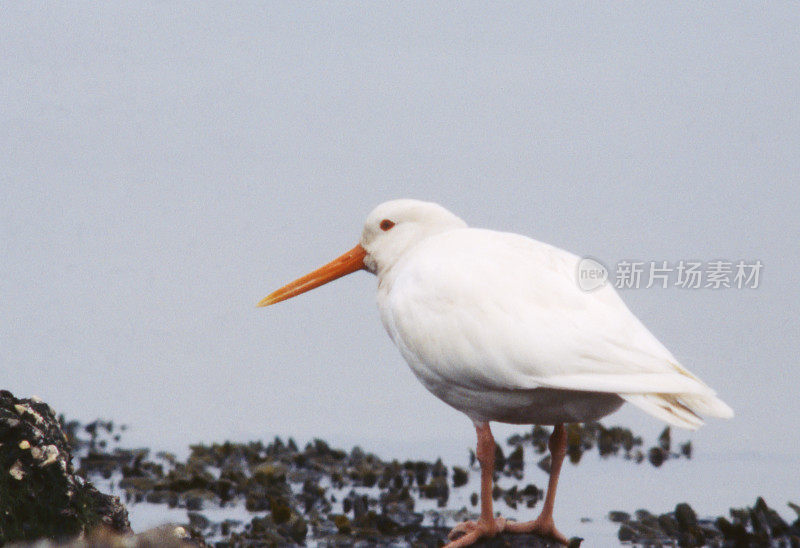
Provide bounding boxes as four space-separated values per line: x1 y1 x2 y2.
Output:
377 227 732 428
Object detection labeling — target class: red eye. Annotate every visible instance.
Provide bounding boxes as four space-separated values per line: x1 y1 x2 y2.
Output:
380 219 395 231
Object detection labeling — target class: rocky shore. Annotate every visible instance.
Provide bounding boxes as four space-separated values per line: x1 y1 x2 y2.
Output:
610 498 800 546
2 391 798 547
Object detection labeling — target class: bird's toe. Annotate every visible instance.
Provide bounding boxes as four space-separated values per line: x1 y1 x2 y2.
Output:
445 516 507 546
447 520 477 540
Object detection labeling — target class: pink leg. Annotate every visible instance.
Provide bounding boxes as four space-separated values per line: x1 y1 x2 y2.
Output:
505 424 569 544
445 422 506 547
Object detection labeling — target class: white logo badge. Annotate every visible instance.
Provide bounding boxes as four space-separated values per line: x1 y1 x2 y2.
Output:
577 257 608 291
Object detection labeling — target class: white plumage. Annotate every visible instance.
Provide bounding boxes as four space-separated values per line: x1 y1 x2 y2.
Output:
260 198 733 546
362 200 732 430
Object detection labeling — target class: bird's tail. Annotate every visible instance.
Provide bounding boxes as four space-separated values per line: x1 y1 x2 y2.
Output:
621 393 734 430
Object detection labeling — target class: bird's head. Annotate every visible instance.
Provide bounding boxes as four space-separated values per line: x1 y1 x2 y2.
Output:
360 199 467 275
257 199 466 307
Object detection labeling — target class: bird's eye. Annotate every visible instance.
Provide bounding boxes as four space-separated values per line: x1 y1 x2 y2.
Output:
380 219 395 231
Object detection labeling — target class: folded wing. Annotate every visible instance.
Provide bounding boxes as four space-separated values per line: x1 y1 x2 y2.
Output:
384 228 733 429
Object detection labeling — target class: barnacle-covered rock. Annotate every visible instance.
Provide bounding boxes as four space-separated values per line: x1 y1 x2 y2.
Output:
0 390 129 544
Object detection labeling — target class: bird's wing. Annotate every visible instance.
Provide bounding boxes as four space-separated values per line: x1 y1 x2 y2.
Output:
383 228 718 398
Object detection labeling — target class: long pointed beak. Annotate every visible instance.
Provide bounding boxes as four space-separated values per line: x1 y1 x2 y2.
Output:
257 244 367 307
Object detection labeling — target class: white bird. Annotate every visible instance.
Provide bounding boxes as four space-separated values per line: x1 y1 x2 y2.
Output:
258 199 733 547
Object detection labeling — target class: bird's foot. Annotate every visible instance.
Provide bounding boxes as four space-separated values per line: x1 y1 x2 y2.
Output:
505 515 569 545
445 516 507 547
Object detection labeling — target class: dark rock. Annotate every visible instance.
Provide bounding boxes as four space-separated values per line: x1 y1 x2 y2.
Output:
716 515 748 541
608 510 630 523
420 476 449 507
353 493 369 520
183 489 218 511
382 500 423 528
333 514 352 534
493 445 506 474
755 496 790 537
375 512 399 535
502 485 519 509
505 445 524 478
674 502 697 530
269 495 292 524
0 391 130 545
285 514 308 543
616 498 800 546
657 513 679 537
521 483 542 508
647 446 667 467
618 523 636 542
537 455 551 474
443 528 571 547
657 426 671 452
452 465 469 487
187 512 211 531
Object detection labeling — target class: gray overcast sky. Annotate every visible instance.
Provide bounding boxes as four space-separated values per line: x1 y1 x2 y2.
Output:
2 4 798 465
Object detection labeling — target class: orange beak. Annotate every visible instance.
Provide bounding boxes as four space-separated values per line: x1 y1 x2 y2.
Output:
257 244 367 307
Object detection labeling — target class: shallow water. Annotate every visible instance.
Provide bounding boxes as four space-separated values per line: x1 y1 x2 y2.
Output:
116 442 800 545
